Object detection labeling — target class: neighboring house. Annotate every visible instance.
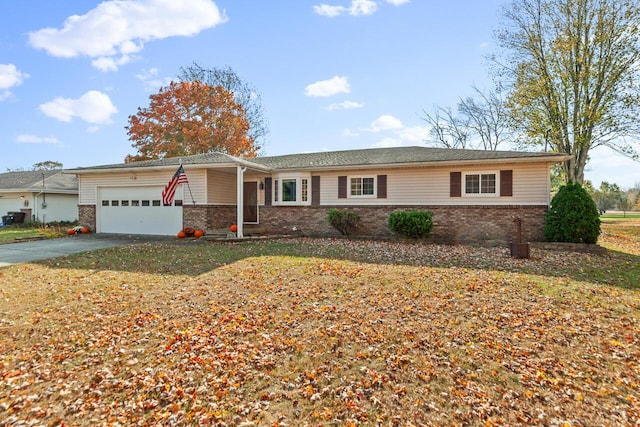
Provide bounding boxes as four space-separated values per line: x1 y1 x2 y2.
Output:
66 146 571 243
0 170 79 223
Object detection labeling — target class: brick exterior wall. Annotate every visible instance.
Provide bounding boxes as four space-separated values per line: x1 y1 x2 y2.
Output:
244 205 548 244
78 205 96 231
183 205 237 232
86 203 547 243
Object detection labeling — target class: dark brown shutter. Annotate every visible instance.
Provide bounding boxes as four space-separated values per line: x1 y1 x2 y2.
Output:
377 174 387 198
500 170 513 197
311 176 320 206
338 176 347 199
450 172 462 197
264 177 272 206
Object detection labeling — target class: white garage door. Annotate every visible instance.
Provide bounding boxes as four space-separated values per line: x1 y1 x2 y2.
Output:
98 186 183 235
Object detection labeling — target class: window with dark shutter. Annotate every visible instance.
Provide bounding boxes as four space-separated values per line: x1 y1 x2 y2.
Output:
500 170 513 197
264 177 272 206
377 175 387 198
450 172 462 197
312 176 320 206
338 176 347 199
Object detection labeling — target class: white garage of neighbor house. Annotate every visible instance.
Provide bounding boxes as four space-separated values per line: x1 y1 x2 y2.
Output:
0 170 78 224
67 146 571 243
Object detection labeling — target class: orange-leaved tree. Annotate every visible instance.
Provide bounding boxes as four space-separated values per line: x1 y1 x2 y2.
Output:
125 81 256 162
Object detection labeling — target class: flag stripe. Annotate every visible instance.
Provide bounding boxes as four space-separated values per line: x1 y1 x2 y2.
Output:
162 166 188 205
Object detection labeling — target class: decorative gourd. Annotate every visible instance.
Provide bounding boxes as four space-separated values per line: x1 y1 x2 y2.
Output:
230 224 238 232
177 231 186 238
194 229 204 238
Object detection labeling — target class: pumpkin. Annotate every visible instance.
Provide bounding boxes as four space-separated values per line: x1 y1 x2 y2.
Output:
177 231 186 238
230 224 238 232
81 227 90 234
67 228 76 235
194 229 204 238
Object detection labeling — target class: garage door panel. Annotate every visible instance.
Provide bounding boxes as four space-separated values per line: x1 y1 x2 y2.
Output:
98 186 182 235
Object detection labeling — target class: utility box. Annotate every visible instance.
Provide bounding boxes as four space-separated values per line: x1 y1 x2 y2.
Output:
510 217 531 259
510 241 531 258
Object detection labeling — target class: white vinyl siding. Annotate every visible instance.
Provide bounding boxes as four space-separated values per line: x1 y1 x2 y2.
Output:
78 169 206 205
319 163 551 206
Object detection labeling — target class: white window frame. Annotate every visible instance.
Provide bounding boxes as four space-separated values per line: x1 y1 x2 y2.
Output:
348 175 376 198
272 173 311 206
463 171 499 197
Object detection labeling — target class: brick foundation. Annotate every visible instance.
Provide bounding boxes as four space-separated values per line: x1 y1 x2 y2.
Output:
183 205 237 232
244 205 548 244
86 203 548 244
78 205 96 231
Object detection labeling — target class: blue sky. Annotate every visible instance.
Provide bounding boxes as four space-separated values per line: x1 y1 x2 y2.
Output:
1 0 638 188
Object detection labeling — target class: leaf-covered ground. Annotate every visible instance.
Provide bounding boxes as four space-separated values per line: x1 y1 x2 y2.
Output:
1 225 638 426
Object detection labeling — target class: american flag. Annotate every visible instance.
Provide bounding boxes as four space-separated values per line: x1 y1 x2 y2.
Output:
162 165 188 206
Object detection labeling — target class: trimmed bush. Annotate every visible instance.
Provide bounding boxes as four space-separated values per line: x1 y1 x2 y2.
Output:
388 209 433 238
328 208 360 236
544 182 601 244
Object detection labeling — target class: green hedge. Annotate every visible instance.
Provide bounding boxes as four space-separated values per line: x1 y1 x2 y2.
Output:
388 210 433 238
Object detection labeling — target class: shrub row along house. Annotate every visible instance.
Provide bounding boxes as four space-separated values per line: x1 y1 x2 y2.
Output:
66 146 570 243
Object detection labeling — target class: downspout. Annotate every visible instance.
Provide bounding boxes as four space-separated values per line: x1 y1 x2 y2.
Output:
34 191 43 223
236 166 246 238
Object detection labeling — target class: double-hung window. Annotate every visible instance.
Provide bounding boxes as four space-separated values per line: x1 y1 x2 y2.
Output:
350 176 375 197
464 172 497 196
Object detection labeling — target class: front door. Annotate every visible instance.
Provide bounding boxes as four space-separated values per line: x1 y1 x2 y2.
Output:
243 182 258 223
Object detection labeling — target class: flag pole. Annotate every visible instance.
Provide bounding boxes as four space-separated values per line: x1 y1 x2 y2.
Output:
181 164 196 205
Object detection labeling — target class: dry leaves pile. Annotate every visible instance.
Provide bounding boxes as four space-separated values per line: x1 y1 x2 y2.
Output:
1 230 638 426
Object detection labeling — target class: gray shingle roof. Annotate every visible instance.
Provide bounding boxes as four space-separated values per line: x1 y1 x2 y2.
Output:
66 151 268 172
0 170 78 193
65 146 571 173
250 146 570 170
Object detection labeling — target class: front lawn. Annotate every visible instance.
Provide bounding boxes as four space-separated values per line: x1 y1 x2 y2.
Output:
0 224 638 426
0 224 67 244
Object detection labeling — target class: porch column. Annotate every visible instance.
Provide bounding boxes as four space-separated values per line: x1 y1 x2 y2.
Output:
236 166 246 238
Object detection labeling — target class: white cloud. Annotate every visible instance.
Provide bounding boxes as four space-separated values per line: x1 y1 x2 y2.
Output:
16 134 60 144
396 125 430 143
479 42 490 49
325 100 364 111
0 64 29 100
368 115 403 132
28 0 227 72
136 67 171 91
0 64 28 89
313 0 377 17
305 76 351 97
40 90 118 124
372 125 430 148
342 129 360 137
385 0 410 5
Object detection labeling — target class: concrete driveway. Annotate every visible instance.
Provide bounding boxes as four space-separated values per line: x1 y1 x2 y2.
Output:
0 234 176 267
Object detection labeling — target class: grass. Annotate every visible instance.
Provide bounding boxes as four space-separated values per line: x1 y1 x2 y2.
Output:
600 211 640 221
0 223 67 244
0 223 639 426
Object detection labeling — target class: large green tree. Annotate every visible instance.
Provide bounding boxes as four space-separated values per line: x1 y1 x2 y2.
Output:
495 0 640 184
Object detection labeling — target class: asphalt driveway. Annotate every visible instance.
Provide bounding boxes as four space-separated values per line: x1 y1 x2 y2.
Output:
0 234 176 267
